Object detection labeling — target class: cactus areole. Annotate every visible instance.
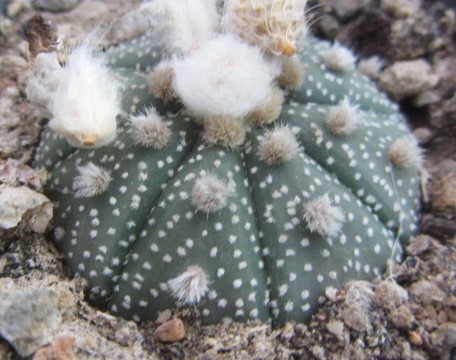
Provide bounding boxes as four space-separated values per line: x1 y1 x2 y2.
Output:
33 1 421 326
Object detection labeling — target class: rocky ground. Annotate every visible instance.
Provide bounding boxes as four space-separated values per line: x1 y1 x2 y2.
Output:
0 0 455 359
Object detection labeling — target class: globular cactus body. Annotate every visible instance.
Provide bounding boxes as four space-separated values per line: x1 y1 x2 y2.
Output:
34 9 420 325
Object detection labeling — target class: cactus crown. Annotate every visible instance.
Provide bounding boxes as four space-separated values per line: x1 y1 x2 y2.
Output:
32 0 421 326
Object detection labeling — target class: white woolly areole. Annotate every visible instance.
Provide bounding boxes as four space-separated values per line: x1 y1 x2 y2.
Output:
129 107 171 149
172 35 279 118
192 173 231 213
322 43 356 73
49 45 121 148
388 136 423 169
167 265 209 305
358 56 384 78
258 125 300 165
326 98 360 136
73 162 112 198
140 0 219 54
303 194 345 237
26 52 62 117
222 0 308 56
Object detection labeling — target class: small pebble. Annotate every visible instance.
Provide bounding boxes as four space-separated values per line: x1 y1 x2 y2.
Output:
374 280 408 311
32 336 76 360
413 127 433 146
390 305 415 330
326 320 345 338
431 160 456 219
34 0 81 12
154 318 186 343
410 280 446 305
406 235 432 256
408 331 423 346
331 0 373 19
379 60 439 100
381 0 421 17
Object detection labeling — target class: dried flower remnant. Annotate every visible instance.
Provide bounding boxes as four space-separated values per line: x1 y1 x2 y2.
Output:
72 162 112 198
223 0 308 56
388 137 423 169
326 98 360 136
171 35 279 119
167 265 209 304
303 194 345 237
258 126 299 165
191 174 231 213
129 107 171 149
27 44 122 148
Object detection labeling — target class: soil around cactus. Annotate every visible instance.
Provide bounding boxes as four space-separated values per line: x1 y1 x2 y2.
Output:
0 0 455 359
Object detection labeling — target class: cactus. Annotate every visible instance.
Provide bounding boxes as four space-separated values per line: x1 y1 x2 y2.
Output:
32 1 421 326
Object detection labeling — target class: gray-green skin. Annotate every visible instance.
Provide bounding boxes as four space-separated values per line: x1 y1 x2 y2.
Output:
34 34 421 325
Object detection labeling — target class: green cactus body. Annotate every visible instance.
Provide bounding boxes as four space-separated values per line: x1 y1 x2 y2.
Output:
34 35 421 325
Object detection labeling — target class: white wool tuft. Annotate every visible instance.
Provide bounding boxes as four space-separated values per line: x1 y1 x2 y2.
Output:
192 173 232 213
258 125 300 165
139 0 219 54
388 136 423 169
172 35 280 118
322 43 356 73
48 45 122 148
303 194 345 237
129 107 171 149
167 265 209 305
25 52 62 117
73 162 112 198
358 56 384 78
222 0 308 56
326 98 360 136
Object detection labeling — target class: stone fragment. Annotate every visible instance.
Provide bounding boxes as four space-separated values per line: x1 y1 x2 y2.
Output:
413 127 433 146
317 15 340 39
381 0 421 17
33 0 81 12
341 281 374 332
32 336 76 360
154 318 186 342
406 235 432 256
331 0 373 19
0 289 61 357
410 280 446 305
390 305 415 330
374 280 409 311
431 323 456 353
0 159 47 191
0 185 52 232
431 160 456 218
326 320 345 338
379 60 439 100
408 331 423 346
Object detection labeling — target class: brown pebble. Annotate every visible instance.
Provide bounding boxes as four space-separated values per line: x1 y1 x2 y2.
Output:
32 336 76 360
409 331 423 346
420 217 456 240
154 318 186 342
406 235 432 256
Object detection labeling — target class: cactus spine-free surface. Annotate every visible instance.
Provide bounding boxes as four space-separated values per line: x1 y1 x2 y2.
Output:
33 1 421 326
